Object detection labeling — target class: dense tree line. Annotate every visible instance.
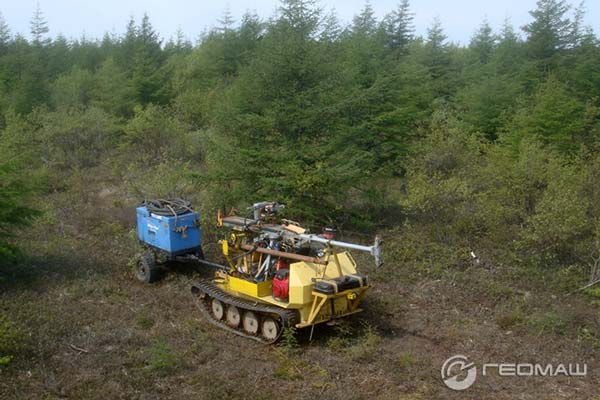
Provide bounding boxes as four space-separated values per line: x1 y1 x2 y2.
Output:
1 0 600 285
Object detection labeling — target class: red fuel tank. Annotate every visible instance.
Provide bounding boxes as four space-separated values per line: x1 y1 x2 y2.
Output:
273 269 289 301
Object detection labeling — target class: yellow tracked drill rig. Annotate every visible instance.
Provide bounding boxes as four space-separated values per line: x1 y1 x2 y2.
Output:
191 201 383 343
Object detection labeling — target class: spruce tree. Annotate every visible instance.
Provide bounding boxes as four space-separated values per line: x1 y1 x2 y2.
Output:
30 3 49 45
522 0 574 60
384 0 414 53
320 10 342 42
218 7 235 33
0 11 10 52
424 18 450 78
470 20 496 64
131 14 165 104
352 1 377 36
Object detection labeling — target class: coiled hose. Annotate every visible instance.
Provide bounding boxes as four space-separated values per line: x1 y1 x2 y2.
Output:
141 198 194 216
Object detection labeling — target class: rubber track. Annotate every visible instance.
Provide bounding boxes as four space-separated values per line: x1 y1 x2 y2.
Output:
191 279 300 344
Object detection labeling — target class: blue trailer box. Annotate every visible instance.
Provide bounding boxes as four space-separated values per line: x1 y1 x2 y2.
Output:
136 206 201 255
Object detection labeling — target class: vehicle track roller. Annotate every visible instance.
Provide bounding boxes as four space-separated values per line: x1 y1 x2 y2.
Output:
191 280 299 344
226 305 241 327
261 317 280 341
242 311 259 335
211 298 224 320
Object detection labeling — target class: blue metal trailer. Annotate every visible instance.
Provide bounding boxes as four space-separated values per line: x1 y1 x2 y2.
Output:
135 199 205 282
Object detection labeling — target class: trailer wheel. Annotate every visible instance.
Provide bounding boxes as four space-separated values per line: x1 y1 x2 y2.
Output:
136 251 160 283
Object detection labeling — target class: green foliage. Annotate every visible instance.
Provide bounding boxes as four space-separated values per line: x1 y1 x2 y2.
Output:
50 66 95 110
92 58 134 116
0 315 20 366
528 311 568 335
509 75 597 153
523 0 576 60
0 0 599 288
145 339 181 374
135 310 155 330
123 105 201 163
457 63 522 138
397 352 416 369
0 116 40 265
347 323 381 361
519 165 590 265
496 306 526 330
37 107 120 168
279 326 298 351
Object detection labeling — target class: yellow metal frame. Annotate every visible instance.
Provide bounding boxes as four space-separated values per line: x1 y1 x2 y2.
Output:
296 286 370 328
216 234 372 328
228 275 273 297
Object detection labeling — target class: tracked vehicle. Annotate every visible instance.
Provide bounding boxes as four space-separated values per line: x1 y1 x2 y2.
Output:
135 199 382 343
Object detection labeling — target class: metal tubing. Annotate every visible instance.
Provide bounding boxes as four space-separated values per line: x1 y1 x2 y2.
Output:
298 234 374 254
239 243 328 265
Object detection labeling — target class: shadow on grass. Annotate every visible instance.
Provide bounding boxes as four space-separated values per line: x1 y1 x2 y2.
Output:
0 252 105 293
293 295 442 348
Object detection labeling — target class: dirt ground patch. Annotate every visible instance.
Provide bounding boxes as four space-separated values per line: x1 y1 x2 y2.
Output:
1 211 599 400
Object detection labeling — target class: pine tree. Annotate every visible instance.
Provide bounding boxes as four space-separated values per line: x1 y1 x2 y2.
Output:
30 3 49 45
569 29 600 100
384 0 414 53
93 57 134 116
424 18 449 78
427 18 447 50
237 12 263 62
347 2 385 87
174 27 191 51
568 1 586 47
165 27 192 54
352 1 377 36
500 18 519 44
522 0 574 60
118 17 137 73
0 155 38 264
218 7 235 33
492 19 523 75
47 34 71 78
320 10 342 42
511 75 592 153
278 0 320 38
470 19 496 64
0 11 10 51
131 14 165 105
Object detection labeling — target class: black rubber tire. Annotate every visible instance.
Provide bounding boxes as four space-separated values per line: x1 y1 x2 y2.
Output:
136 251 160 283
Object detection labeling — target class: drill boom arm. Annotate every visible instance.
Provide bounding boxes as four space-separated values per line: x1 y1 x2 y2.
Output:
297 233 383 267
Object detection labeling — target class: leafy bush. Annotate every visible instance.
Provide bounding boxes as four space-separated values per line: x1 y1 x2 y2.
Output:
0 119 40 266
37 107 120 168
123 104 203 164
0 315 20 366
50 66 95 110
347 323 381 361
520 169 590 266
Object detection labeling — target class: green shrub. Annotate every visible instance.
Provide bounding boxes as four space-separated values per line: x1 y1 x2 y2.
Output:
397 352 415 369
519 168 590 266
496 307 525 330
145 339 181 375
135 310 155 330
0 315 21 366
348 323 381 361
279 326 298 352
50 66 95 110
37 107 121 168
528 311 568 336
123 104 202 163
